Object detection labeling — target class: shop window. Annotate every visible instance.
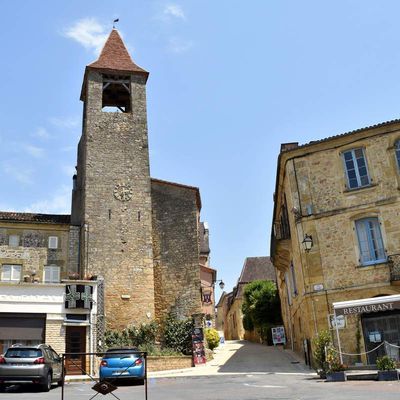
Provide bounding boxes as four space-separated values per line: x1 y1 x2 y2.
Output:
1 264 21 282
342 148 370 189
43 265 60 283
355 218 386 265
48 236 58 249
8 235 19 247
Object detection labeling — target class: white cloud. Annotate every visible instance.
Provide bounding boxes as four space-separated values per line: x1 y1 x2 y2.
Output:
63 18 108 55
167 37 193 53
49 116 80 129
24 144 45 158
24 185 71 214
164 4 186 20
3 162 33 185
32 127 51 139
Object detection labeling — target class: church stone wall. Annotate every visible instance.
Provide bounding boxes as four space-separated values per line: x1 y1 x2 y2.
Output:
75 70 155 329
151 181 202 322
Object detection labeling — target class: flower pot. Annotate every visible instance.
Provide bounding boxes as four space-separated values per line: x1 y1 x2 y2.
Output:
378 370 399 381
326 371 347 382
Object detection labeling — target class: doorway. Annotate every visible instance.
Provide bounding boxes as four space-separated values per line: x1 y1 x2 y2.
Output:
362 311 400 364
65 326 86 375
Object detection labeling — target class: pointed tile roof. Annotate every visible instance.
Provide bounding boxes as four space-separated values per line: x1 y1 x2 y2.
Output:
87 29 148 76
80 29 149 100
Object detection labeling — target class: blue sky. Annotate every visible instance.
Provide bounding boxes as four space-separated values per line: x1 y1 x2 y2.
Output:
2 1 400 298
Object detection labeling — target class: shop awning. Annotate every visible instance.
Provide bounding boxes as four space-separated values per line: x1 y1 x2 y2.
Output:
0 314 45 340
333 295 400 316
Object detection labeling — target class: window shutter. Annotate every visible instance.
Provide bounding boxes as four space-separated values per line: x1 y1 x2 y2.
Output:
1 265 11 281
52 266 60 283
44 267 51 283
8 235 19 247
48 236 58 249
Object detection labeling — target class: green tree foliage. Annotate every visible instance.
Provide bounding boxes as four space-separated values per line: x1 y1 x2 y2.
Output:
163 316 194 355
241 280 282 342
205 328 220 350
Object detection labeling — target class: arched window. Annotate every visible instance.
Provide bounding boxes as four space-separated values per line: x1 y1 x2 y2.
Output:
355 217 386 265
395 140 400 170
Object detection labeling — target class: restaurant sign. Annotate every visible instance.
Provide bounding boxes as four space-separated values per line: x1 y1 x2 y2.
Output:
335 300 400 316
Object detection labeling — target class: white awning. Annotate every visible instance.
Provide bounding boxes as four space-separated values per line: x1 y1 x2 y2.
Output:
333 294 400 316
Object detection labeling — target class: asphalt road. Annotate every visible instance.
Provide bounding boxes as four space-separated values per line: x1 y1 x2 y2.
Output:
1 374 400 400
0 341 399 399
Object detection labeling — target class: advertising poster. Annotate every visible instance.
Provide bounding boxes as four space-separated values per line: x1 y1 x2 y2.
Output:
271 326 286 345
192 327 206 365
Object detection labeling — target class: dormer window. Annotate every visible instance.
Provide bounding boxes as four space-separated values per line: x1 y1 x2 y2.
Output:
102 74 131 113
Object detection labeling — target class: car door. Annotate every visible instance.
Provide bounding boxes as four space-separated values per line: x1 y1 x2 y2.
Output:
49 349 62 380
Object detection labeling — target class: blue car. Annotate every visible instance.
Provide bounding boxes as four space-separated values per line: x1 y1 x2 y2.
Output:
99 348 145 385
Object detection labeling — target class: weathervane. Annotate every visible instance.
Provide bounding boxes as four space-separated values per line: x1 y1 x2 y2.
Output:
113 18 119 29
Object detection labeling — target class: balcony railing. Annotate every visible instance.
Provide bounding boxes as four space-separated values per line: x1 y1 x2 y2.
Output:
273 221 291 241
388 254 400 282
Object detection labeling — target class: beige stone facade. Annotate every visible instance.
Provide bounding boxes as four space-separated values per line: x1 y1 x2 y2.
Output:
271 120 400 365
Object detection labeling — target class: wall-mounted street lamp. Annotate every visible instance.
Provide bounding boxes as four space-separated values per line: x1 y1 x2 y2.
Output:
214 279 225 290
302 234 313 252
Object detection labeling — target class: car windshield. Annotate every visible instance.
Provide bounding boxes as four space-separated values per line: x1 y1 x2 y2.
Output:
5 348 42 358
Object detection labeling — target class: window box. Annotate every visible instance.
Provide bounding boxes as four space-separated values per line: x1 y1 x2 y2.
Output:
326 371 347 382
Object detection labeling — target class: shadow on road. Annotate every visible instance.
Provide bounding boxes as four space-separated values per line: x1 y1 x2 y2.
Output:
218 340 307 374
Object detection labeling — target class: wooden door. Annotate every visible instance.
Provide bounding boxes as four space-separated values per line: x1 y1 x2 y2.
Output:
65 326 86 375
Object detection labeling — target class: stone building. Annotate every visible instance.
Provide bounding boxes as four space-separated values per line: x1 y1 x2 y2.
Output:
271 119 400 365
223 257 275 341
0 29 211 370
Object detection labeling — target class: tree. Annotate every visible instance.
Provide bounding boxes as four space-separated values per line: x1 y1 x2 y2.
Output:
241 280 282 343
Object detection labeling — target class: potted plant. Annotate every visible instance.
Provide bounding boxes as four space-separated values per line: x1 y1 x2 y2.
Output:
312 330 332 378
326 347 347 382
68 271 80 280
376 355 399 381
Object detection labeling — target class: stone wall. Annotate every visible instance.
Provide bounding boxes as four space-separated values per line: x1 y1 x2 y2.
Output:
151 180 202 322
74 70 155 329
0 223 71 282
272 124 400 361
147 355 193 372
45 319 65 354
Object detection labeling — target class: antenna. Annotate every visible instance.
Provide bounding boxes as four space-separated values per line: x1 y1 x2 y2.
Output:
113 18 119 29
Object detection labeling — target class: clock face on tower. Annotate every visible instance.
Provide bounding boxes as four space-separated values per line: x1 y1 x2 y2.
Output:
113 183 133 202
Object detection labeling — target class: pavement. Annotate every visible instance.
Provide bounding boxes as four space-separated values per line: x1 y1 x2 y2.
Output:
148 340 316 378
65 340 315 381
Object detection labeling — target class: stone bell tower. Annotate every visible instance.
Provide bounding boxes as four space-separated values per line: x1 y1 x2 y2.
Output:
72 29 155 329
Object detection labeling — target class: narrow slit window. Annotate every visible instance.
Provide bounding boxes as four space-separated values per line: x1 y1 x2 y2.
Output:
102 74 131 113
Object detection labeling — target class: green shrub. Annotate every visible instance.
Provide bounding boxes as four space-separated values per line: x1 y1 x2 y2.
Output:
312 330 332 377
376 355 397 371
104 321 159 349
162 316 194 355
205 328 220 350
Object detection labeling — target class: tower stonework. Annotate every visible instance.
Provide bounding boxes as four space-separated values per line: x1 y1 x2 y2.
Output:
72 30 155 329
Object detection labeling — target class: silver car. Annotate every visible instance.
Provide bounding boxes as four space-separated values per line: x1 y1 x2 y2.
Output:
0 344 63 392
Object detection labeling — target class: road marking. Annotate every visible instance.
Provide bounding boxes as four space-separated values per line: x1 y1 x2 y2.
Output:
244 383 286 388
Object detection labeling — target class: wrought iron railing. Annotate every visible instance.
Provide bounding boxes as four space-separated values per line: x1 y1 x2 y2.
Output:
388 254 400 282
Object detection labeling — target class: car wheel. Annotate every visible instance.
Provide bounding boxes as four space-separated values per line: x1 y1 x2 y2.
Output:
135 378 145 386
42 373 52 392
0 384 6 392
